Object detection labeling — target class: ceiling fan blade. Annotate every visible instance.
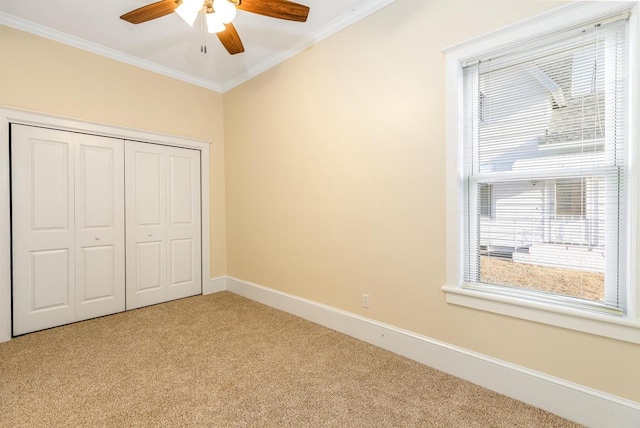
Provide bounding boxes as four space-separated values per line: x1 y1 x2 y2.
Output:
120 0 179 24
217 23 245 55
237 0 310 22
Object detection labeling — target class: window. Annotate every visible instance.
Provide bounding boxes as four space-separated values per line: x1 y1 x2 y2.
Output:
463 15 627 313
443 2 640 343
479 183 493 218
555 178 585 217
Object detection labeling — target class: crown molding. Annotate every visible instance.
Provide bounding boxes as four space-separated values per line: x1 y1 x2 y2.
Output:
221 0 398 92
0 12 225 93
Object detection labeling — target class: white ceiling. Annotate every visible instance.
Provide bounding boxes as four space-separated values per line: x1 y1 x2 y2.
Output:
0 0 395 92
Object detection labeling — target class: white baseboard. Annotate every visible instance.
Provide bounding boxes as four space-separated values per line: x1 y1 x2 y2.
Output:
225 276 640 428
204 276 227 295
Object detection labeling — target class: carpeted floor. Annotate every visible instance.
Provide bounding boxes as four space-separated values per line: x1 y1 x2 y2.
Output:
0 292 579 427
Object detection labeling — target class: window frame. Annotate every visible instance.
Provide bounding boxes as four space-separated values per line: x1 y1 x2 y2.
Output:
442 1 640 344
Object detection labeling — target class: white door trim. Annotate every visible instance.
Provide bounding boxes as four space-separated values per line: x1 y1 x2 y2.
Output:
0 106 212 342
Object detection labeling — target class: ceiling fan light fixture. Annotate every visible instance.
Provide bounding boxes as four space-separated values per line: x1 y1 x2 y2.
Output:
206 13 226 33
120 0 309 56
213 0 237 24
175 0 202 27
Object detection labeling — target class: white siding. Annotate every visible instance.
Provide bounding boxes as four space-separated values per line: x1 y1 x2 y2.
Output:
480 177 605 252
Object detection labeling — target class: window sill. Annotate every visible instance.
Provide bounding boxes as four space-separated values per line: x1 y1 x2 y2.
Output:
442 285 640 344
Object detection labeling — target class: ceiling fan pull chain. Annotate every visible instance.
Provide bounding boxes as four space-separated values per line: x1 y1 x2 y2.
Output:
200 12 207 54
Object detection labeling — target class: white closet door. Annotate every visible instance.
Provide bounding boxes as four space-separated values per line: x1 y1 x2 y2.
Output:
75 134 125 321
125 142 167 309
166 146 201 300
12 125 76 335
125 142 201 310
12 125 125 335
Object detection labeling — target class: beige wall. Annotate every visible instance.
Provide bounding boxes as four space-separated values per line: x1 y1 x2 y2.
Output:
0 25 227 277
224 0 640 401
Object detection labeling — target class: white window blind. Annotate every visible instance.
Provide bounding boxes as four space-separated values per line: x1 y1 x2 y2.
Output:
461 17 629 314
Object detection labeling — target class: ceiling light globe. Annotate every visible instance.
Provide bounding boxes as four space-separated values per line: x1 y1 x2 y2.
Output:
175 0 202 27
214 0 237 24
206 13 226 33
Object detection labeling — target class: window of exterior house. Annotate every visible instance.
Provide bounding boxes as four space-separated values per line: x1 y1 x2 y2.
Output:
479 183 493 218
555 178 586 217
444 2 639 342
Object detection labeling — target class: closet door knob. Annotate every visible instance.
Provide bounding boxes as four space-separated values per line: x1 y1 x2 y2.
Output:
95 236 101 241
148 232 153 237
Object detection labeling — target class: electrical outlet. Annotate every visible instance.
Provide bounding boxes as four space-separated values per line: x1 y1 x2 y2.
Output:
362 294 370 308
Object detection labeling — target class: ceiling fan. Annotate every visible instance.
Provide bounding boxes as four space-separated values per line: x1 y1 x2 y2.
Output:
120 0 310 55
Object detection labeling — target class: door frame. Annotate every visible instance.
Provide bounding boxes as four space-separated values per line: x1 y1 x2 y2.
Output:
0 107 212 342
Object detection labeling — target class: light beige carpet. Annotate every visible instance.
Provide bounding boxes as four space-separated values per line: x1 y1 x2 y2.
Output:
0 292 578 427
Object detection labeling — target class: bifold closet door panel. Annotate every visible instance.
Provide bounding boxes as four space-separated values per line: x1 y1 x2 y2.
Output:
166 146 201 301
11 126 125 335
75 134 125 321
11 125 76 335
125 141 201 310
125 142 167 309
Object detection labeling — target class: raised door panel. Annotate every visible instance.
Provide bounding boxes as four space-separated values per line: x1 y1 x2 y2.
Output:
135 241 163 291
136 152 163 227
170 238 193 285
11 125 75 335
81 146 114 228
31 249 71 311
80 246 115 300
31 140 70 231
169 155 193 225
75 135 125 321
125 142 167 310
166 148 201 300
